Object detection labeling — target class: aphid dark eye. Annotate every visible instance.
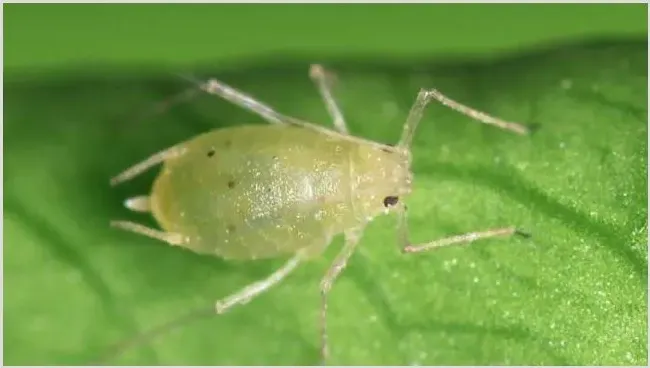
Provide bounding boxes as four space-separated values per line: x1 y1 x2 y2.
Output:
207 149 216 157
383 196 399 207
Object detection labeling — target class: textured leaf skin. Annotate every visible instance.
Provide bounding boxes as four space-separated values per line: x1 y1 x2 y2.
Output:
4 41 647 365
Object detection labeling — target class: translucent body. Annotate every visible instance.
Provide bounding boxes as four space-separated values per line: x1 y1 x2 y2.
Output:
151 124 410 260
106 65 529 364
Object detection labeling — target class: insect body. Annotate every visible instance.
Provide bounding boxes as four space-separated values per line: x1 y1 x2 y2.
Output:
147 125 409 260
109 64 530 363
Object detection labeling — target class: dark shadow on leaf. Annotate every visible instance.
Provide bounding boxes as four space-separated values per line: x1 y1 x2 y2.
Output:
3 197 145 362
566 88 648 123
421 161 647 282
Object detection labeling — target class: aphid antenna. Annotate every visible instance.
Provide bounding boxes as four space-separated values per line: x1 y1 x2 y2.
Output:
128 73 206 124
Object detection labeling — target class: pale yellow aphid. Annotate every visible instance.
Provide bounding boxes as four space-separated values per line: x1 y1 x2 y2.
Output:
108 64 530 363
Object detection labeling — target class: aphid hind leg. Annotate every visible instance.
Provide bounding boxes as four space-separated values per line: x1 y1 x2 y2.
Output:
110 220 185 246
199 78 290 125
319 227 364 363
309 64 349 134
110 145 185 186
398 89 530 149
214 253 302 314
394 204 525 253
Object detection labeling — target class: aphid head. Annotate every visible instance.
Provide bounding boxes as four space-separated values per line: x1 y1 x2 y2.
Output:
354 121 418 217
351 142 413 218
378 143 414 199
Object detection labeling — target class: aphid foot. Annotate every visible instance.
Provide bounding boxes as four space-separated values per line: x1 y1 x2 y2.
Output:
514 229 533 239
309 64 326 79
215 301 226 314
525 122 542 135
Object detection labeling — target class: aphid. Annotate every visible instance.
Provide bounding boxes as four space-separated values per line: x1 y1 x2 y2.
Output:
108 64 531 363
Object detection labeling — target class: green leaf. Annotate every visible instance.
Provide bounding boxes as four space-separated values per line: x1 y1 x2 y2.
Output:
4 5 647 364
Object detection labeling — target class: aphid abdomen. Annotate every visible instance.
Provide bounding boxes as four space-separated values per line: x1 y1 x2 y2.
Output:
150 124 364 260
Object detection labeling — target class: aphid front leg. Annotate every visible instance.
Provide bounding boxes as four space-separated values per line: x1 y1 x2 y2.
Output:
198 77 289 125
398 89 530 149
394 203 526 253
309 64 349 134
110 220 185 246
319 227 364 363
214 253 302 314
110 145 185 186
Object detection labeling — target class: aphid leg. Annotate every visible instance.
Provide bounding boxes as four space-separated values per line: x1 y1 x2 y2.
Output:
197 77 289 125
394 204 524 253
427 89 530 135
398 89 530 149
319 227 364 363
214 253 302 314
110 220 185 246
309 64 349 134
110 145 185 186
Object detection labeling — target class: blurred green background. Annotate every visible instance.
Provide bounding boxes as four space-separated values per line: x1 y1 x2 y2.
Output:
4 3 648 366
4 4 648 73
